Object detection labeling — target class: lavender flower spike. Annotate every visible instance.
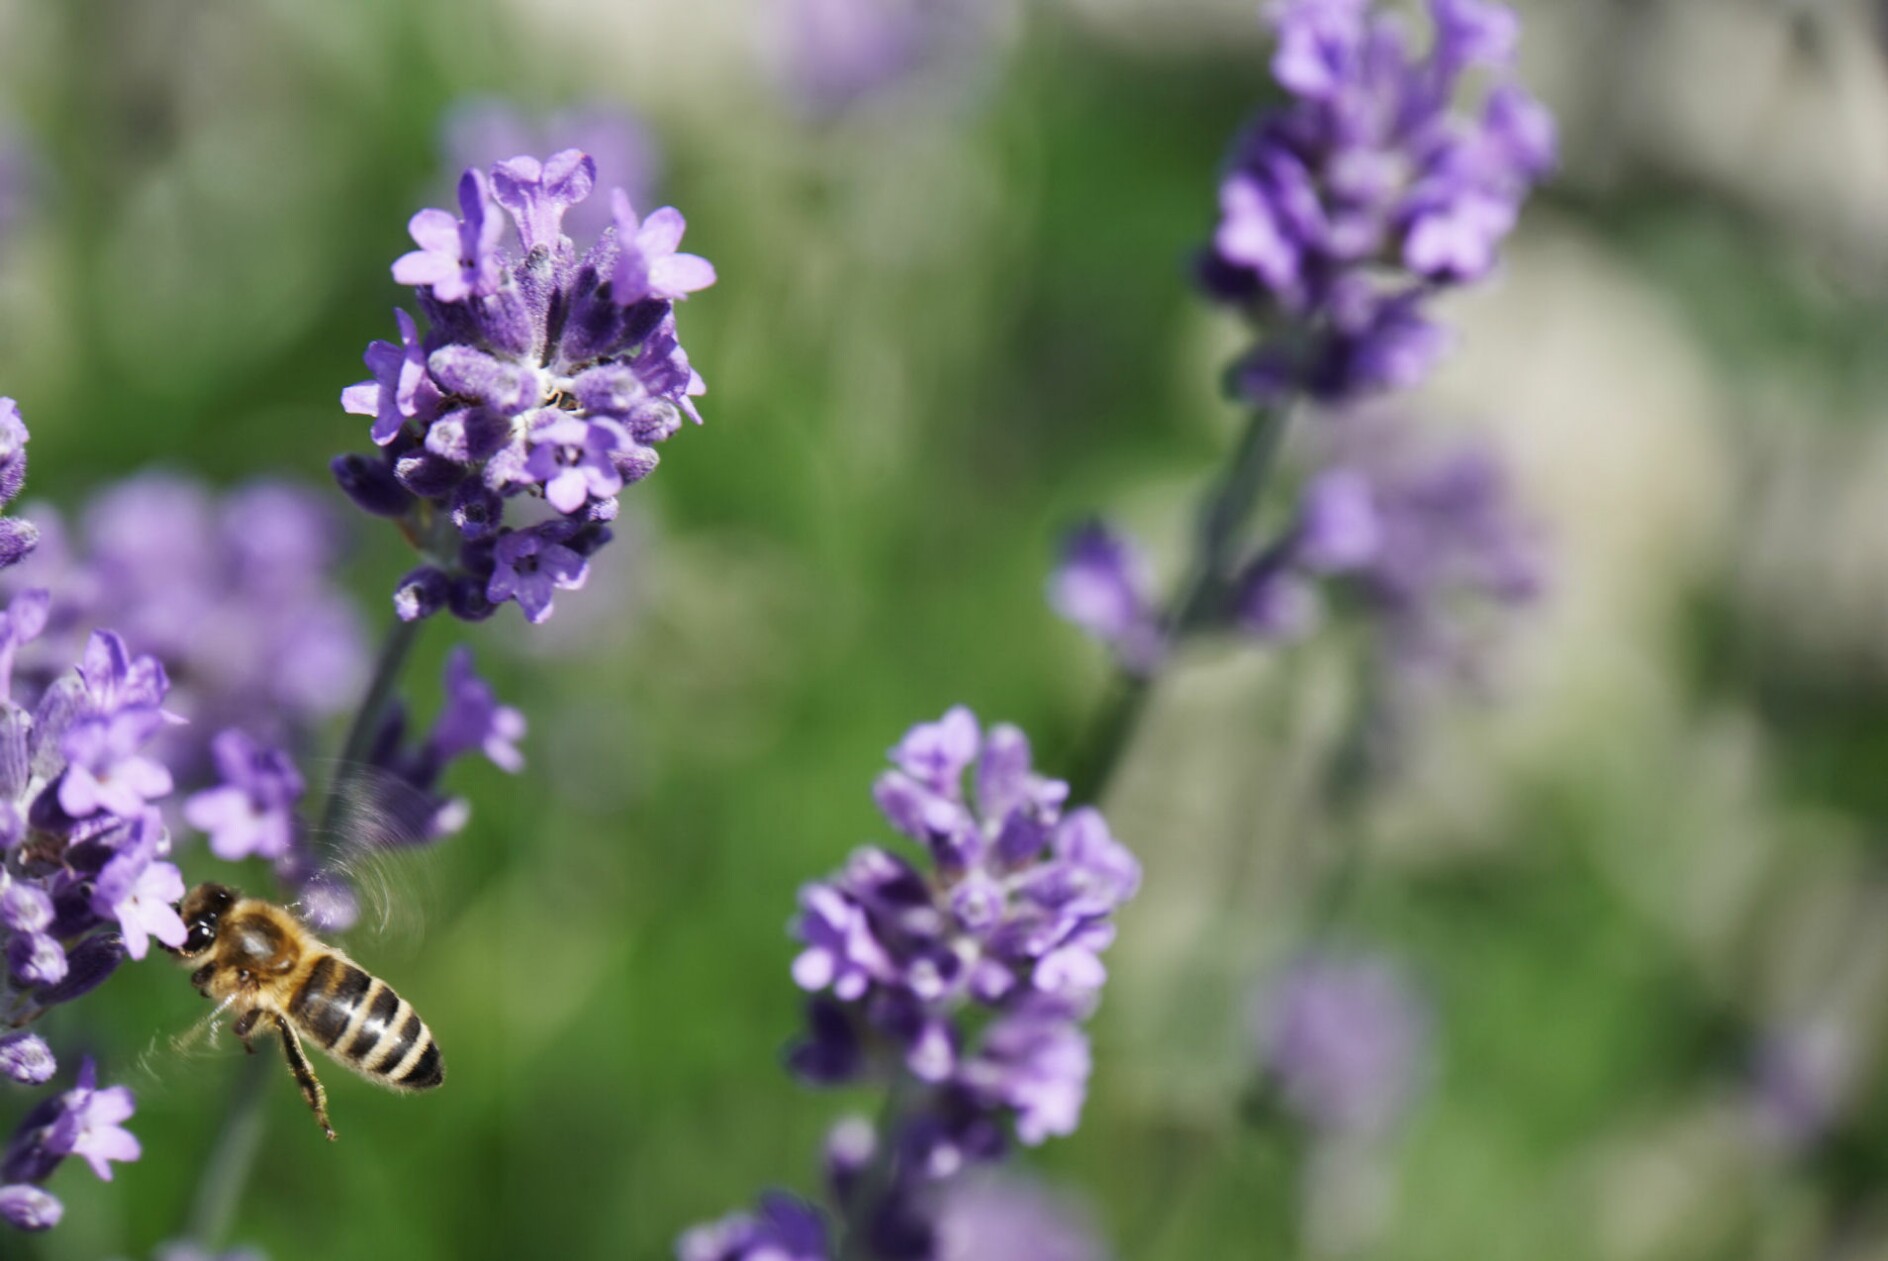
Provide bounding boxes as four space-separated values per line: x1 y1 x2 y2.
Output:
337 149 714 623
785 709 1137 1225
1201 0 1554 403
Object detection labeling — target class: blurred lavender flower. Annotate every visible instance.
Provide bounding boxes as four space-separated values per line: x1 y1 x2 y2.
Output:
0 124 33 250
1235 415 1542 675
146 1245 268 1261
1253 954 1431 1140
1750 1018 1850 1153
931 1171 1109 1261
183 729 306 863
339 148 715 625
1047 523 1164 676
1201 0 1554 404
442 98 660 242
677 1193 830 1261
772 0 1008 118
0 473 367 778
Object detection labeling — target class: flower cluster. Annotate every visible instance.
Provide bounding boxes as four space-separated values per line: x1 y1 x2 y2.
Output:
1200 0 1554 404
1052 418 1539 680
337 147 716 625
790 707 1138 1153
1251 953 1431 1140
0 473 367 780
684 708 1138 1259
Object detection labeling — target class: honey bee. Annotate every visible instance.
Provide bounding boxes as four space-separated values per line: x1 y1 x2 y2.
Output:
167 882 444 1140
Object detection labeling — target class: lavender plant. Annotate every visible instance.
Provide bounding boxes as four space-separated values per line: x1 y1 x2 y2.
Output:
1031 3 1547 1246
1051 0 1552 797
681 707 1140 1260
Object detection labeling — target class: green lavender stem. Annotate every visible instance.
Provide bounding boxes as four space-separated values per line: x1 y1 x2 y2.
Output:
835 1073 920 1261
1069 404 1292 803
182 616 423 1247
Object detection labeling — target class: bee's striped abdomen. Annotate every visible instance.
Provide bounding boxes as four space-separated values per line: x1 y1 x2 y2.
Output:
287 952 444 1091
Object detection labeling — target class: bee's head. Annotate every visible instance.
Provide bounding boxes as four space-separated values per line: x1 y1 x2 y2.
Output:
170 883 239 959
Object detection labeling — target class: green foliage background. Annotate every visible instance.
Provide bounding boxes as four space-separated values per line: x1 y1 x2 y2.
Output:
1 1 1886 1258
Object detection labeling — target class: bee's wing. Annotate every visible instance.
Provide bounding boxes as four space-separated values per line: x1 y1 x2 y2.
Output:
292 760 439 957
127 994 243 1097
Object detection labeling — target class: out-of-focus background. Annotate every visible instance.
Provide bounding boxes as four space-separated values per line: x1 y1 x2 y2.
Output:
2 0 1888 1257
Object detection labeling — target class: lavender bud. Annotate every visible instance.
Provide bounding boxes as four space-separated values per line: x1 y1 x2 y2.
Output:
0 520 36 570
446 574 497 622
0 881 50 933
7 933 65 987
393 567 451 623
330 453 414 518
0 1184 61 1231
0 1033 53 1085
34 933 124 1007
394 450 464 498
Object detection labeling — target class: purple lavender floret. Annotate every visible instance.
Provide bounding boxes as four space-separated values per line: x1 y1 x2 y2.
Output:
677 1192 831 1261
183 729 306 863
1202 0 1554 403
788 706 1137 1168
340 148 715 625
1046 522 1164 676
1252 953 1431 1139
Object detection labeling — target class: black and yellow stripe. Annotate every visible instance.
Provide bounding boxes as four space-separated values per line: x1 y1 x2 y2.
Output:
287 952 445 1091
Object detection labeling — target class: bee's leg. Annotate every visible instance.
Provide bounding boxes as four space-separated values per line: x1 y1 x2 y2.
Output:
273 1014 337 1142
190 963 216 994
232 1008 260 1053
